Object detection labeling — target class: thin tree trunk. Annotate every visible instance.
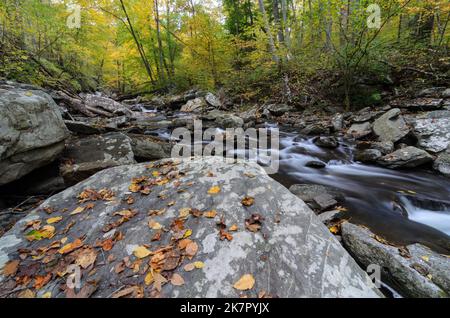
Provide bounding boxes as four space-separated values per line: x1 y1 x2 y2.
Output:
257 0 279 64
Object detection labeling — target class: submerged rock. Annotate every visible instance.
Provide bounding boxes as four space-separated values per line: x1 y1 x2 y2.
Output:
342 222 450 298
373 108 409 143
377 146 433 169
60 132 136 185
0 158 380 298
355 149 382 163
0 88 69 186
313 136 339 148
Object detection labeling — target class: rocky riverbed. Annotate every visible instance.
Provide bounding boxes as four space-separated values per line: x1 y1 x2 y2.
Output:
0 80 449 298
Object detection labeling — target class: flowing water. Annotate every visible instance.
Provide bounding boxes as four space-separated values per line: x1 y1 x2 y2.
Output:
141 107 450 253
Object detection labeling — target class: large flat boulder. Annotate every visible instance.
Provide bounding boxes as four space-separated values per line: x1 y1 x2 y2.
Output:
60 133 136 185
0 89 69 185
342 222 450 298
0 157 380 298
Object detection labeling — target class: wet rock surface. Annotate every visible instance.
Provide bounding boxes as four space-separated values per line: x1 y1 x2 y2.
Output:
377 146 433 169
0 158 380 298
342 222 449 298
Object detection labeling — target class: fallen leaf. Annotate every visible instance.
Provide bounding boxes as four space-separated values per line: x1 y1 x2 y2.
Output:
34 273 52 290
144 272 154 285
41 292 52 298
170 273 185 286
184 263 195 272
241 196 255 207
70 206 85 215
421 256 430 262
2 260 20 276
179 208 191 218
233 274 255 291
244 172 256 178
229 224 238 232
204 210 217 218
26 225 55 241
178 239 193 249
133 246 151 259
47 216 63 224
18 289 35 298
59 239 83 254
219 229 234 241
329 226 339 235
153 272 168 292
100 238 114 251
148 219 163 230
75 248 97 269
207 186 221 195
185 242 198 258
194 261 205 269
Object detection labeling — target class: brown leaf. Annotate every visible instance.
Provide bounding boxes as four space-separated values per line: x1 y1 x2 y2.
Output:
204 210 217 218
170 273 185 286
241 196 255 207
185 242 198 258
34 273 52 290
59 238 83 254
2 260 20 276
17 289 35 298
220 229 234 241
75 248 97 269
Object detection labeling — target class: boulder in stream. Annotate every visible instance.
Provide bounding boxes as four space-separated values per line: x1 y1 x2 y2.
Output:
0 157 381 298
377 146 433 169
342 222 450 298
373 108 409 143
60 132 136 185
0 88 69 186
411 112 450 153
180 97 207 113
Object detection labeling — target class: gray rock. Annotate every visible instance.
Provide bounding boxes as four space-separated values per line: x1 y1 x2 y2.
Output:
203 110 244 129
442 88 450 98
373 108 409 143
239 108 257 123
84 94 132 116
342 222 450 298
433 151 450 177
267 104 293 116
318 210 342 225
0 157 380 298
355 149 382 163
417 87 446 98
0 88 69 185
64 120 104 135
346 122 372 139
331 113 344 132
60 132 136 185
312 194 338 211
180 97 207 113
411 114 450 153
289 184 344 204
352 108 381 123
301 124 330 136
401 98 444 111
377 146 433 169
205 93 222 108
313 136 339 148
128 134 173 161
372 141 394 155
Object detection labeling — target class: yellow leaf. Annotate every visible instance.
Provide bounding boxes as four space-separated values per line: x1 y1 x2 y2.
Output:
133 246 151 259
207 186 221 194
421 256 430 262
233 274 255 291
70 206 85 215
41 292 52 298
329 226 339 234
194 261 205 269
144 272 154 285
18 289 35 298
152 171 160 177
183 229 192 238
24 91 33 97
47 216 62 224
